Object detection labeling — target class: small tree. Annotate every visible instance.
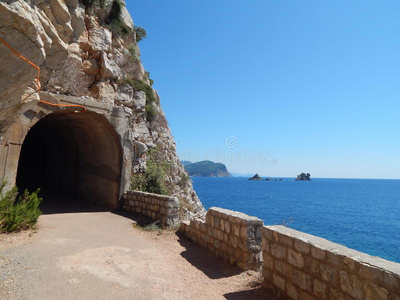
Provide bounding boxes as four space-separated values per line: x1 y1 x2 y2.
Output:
131 148 171 195
0 182 42 232
134 26 147 42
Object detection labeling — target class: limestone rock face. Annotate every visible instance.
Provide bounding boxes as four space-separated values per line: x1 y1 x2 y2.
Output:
89 27 113 53
0 0 205 218
116 84 134 107
133 90 146 112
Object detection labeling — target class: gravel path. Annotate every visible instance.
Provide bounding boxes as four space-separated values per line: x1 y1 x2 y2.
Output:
0 201 274 300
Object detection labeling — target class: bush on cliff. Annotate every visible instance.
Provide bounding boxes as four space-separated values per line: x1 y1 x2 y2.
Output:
145 71 154 86
118 78 157 104
131 148 172 195
82 0 147 39
0 183 42 233
145 103 157 122
106 0 131 36
134 26 147 42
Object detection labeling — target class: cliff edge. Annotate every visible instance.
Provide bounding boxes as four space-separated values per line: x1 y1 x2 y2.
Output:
0 0 205 218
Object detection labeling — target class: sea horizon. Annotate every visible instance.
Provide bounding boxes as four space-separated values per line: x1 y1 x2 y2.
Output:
206 175 400 181
191 177 400 264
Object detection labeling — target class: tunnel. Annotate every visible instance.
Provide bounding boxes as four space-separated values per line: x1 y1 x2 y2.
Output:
16 110 123 210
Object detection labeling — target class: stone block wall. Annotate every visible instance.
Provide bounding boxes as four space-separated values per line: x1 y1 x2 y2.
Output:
262 225 400 300
180 207 263 270
122 191 179 225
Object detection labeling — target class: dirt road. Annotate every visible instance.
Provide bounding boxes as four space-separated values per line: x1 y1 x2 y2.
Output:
0 201 273 300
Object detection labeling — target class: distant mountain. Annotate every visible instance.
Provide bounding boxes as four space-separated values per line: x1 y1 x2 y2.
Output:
180 160 193 166
184 161 231 177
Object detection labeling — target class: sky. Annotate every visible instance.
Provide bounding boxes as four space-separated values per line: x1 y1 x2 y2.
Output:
126 1 400 179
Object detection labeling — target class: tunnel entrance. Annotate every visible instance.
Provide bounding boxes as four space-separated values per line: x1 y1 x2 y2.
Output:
16 110 122 210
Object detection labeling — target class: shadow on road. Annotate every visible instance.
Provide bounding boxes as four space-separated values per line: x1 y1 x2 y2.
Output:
113 210 154 226
223 286 275 300
40 194 156 228
39 194 109 215
175 231 242 279
175 232 275 299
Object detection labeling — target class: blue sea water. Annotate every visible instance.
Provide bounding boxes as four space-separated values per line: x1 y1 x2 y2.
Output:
191 177 400 264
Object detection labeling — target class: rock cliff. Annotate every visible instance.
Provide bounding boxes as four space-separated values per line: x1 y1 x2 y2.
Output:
0 0 205 218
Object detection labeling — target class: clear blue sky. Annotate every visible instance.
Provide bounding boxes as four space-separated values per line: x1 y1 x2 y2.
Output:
126 1 400 179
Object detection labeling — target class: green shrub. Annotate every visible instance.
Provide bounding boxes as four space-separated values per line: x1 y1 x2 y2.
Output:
134 26 147 42
127 44 140 63
131 79 156 104
118 78 157 104
133 221 163 233
106 0 131 36
117 67 158 124
131 148 172 195
178 172 190 188
130 173 147 192
128 45 136 57
0 183 42 233
82 0 128 34
133 220 179 232
145 71 154 86
145 103 157 122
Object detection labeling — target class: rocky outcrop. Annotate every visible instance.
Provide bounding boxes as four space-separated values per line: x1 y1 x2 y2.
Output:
0 0 205 218
248 174 263 181
295 173 311 181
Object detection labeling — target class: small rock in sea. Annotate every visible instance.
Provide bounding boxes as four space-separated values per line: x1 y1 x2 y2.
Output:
295 173 311 181
249 173 263 180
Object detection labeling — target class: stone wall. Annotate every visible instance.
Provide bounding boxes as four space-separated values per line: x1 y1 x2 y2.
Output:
180 207 263 270
178 206 400 299
262 225 400 300
122 191 179 226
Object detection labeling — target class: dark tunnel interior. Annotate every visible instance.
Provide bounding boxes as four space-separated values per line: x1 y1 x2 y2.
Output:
16 110 122 210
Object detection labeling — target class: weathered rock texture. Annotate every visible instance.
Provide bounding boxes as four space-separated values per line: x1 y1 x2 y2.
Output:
0 0 205 217
180 207 263 271
122 190 179 226
262 225 400 300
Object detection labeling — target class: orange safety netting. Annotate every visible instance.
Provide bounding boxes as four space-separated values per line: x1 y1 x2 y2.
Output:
0 37 86 113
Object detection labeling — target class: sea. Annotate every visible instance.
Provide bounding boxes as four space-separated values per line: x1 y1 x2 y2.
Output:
191 177 400 264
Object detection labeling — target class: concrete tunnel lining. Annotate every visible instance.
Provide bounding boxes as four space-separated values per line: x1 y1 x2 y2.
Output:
16 110 123 209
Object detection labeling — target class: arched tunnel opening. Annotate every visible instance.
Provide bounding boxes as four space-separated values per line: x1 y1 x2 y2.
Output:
16 110 123 211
